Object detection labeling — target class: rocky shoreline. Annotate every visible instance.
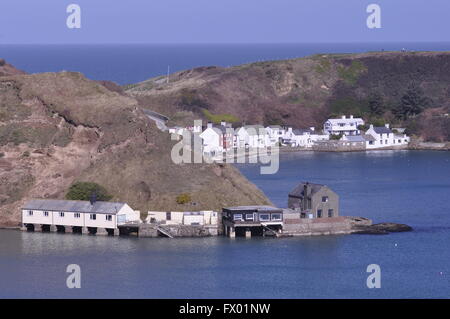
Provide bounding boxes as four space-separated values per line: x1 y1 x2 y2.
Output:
351 223 413 235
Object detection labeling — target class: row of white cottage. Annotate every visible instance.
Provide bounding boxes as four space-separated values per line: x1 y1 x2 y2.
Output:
170 115 410 155
171 122 330 155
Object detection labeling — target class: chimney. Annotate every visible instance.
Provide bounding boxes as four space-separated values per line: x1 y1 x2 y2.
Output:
350 115 354 119
341 115 346 119
369 124 374 130
220 121 226 127
385 123 390 129
310 127 315 132
90 192 97 205
207 122 213 129
304 182 312 197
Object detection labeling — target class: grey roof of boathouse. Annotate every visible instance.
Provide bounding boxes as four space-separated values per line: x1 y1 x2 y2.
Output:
22 199 127 215
223 205 283 212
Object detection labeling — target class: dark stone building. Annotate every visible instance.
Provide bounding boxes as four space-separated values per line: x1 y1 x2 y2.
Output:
288 182 339 218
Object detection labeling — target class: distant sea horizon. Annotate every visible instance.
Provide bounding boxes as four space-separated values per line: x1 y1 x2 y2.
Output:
1 42 450 85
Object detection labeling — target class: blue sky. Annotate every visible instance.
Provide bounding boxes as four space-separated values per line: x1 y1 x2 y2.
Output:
0 0 448 44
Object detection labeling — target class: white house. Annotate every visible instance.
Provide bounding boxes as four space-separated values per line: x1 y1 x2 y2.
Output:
146 211 219 226
21 199 140 235
365 124 409 149
265 125 287 146
323 115 365 136
283 128 329 148
199 123 233 155
235 125 269 148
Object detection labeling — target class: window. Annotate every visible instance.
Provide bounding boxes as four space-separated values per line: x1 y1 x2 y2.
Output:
106 215 112 221
90 214 96 220
328 209 334 218
28 210 33 216
245 214 254 221
322 196 329 203
271 213 282 221
74 213 81 218
259 214 270 222
59 212 65 217
317 210 323 218
233 214 243 221
44 211 49 217
166 212 171 221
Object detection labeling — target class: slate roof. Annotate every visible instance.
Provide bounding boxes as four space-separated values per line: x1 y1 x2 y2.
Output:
289 182 326 199
223 205 282 212
373 126 393 134
22 199 127 215
345 135 366 142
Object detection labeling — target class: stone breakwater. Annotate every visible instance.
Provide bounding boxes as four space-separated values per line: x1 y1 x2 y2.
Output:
280 216 412 237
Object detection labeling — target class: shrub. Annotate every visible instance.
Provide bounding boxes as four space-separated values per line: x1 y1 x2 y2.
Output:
330 134 343 140
176 193 191 205
66 182 113 201
202 108 239 124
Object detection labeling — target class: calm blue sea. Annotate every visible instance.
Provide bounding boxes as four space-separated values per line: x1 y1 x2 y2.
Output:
0 44 449 298
1 151 449 299
1 42 450 85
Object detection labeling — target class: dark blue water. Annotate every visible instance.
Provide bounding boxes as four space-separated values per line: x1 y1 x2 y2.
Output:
1 43 450 85
1 151 449 298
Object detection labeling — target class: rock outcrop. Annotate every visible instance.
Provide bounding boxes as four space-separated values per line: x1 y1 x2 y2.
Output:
352 222 413 235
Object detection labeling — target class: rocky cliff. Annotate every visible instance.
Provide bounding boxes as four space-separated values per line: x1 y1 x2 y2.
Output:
127 51 450 142
0 65 271 227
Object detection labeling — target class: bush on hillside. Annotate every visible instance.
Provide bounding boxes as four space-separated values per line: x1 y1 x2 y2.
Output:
66 182 113 201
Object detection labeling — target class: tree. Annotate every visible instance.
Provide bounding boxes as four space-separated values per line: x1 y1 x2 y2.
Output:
394 83 431 120
368 92 385 116
66 182 113 201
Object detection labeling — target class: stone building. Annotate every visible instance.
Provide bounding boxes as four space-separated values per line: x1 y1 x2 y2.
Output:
288 182 339 218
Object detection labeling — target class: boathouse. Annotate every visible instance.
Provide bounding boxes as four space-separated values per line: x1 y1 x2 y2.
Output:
222 206 283 237
21 199 140 235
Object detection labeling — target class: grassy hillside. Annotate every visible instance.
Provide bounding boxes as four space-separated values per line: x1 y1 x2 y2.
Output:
0 69 271 226
127 51 450 142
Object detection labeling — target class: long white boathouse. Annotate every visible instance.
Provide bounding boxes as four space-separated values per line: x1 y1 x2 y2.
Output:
21 199 140 235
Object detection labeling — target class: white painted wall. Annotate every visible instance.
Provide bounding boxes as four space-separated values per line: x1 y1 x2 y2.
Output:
22 203 139 229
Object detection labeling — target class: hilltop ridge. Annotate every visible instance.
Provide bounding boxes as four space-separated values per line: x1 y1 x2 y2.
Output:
127 51 450 142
